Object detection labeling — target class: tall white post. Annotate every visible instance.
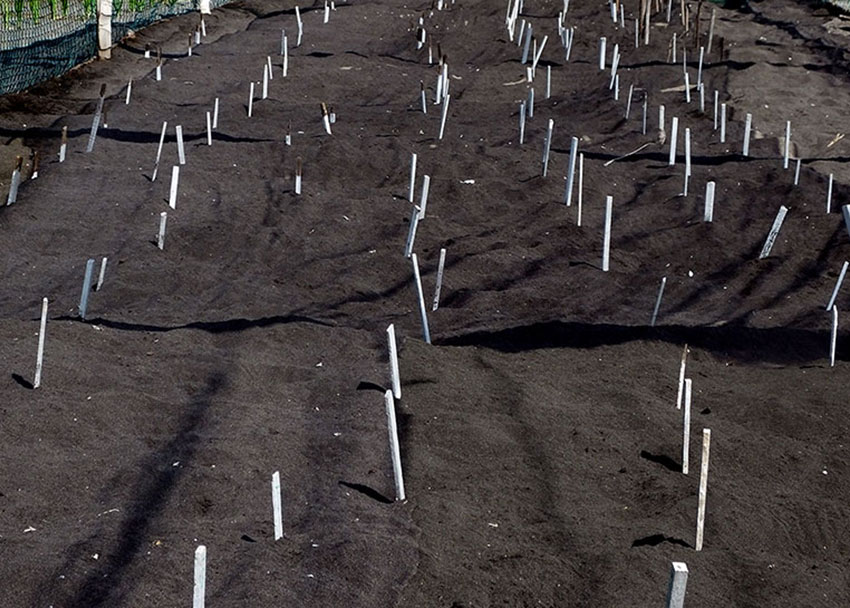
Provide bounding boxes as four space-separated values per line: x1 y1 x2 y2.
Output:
682 378 692 474
602 195 613 272
704 181 716 222
411 253 431 344
169 166 180 209
599 36 607 70
826 261 848 312
432 248 447 311
158 212 168 249
248 82 254 118
542 119 554 177
385 390 406 500
206 112 212 146
193 545 206 608
33 297 48 389
831 306 838 367
79 259 95 320
577 152 584 227
666 562 689 608
408 153 417 202
695 429 711 551
564 136 579 206
668 117 678 166
438 94 451 140
676 344 688 409
758 205 789 259
176 125 186 165
272 471 283 540
720 103 727 143
651 277 667 327
96 257 108 291
742 112 752 156
827 174 834 213
213 99 219 129
97 0 112 60
418 175 431 220
404 206 421 258
784 121 791 169
387 323 402 399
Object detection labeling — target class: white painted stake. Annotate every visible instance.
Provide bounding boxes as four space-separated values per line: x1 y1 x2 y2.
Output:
248 82 254 118
156 63 162 81
157 211 167 249
742 113 752 156
96 257 108 291
79 258 95 320
411 253 431 344
651 277 667 327
176 125 186 165
699 83 705 114
577 152 584 227
602 195 613 272
784 121 791 169
659 105 665 133
212 98 219 129
283 37 289 77
272 471 283 540
720 103 727 143
546 65 551 99
831 306 838 367
385 390 406 500
642 95 648 134
151 121 168 182
6 162 21 205
697 46 704 89
625 84 634 119
169 166 179 209
404 205 421 258
542 119 554 177
704 181 715 222
713 90 719 130
684 71 691 104
418 175 431 220
262 64 269 99
193 545 206 608
695 429 711 551
420 81 427 114
759 205 788 259
531 35 548 72
794 158 801 186
267 55 273 80
599 36 607 70
672 32 677 64
206 112 212 146
387 323 402 399
666 562 689 608
521 25 532 64
826 261 848 311
295 6 303 46
827 174 834 213
438 94 450 140
528 88 534 118
676 344 688 409
668 117 679 166
685 126 692 175
682 378 692 475
408 153 417 202
59 126 67 163
609 45 620 89
564 136 579 206
295 158 302 195
432 247 447 311
519 102 526 145
33 297 48 389
125 79 132 104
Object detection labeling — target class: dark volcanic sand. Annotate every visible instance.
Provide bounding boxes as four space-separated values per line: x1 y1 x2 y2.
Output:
1 0 850 606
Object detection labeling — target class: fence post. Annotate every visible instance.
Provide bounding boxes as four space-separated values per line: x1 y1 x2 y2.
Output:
97 0 113 60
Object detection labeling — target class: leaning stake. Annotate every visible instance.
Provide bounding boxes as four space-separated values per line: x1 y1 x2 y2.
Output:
33 297 48 389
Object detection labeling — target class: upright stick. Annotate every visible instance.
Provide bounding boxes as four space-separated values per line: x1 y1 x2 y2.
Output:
176 125 186 165
831 306 838 367
695 429 711 551
682 378 692 474
577 152 584 226
666 562 689 608
6 157 22 205
151 121 168 182
432 248 447 311
96 257 108 291
385 390 406 500
387 324 402 399
418 175 431 220
408 153 417 202
206 112 212 146
33 297 48 389
826 261 848 312
158 212 168 249
720 103 727 143
651 276 667 327
564 136 579 206
783 121 791 169
59 126 68 163
411 253 431 344
248 82 254 118
668 117 678 166
79 259 95 320
193 545 206 608
169 166 180 209
794 158 802 186
542 119 554 177
404 206 421 258
438 94 451 140
85 84 106 153
704 181 715 222
125 79 132 105
676 344 688 409
827 174 834 213
759 205 788 259
602 195 613 272
272 471 283 540
742 113 752 156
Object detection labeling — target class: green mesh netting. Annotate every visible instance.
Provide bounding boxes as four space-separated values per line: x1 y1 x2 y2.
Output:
0 0 230 95
826 0 850 11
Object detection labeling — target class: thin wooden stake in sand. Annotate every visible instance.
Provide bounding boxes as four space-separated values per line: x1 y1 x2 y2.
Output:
602 195 613 272
176 125 186 165
418 175 431 220
248 83 254 118
169 166 180 209
404 205 421 258
564 136 579 206
651 276 667 327
387 323 401 399
599 36 606 70
577 152 584 226
385 390 406 500
79 258 95 320
704 181 716 222
193 545 206 608
85 84 107 153
213 98 219 129
720 103 727 143
408 153 417 202
826 261 848 311
33 297 48 389
206 112 212 146
695 428 711 551
827 174 834 213
96 257 108 291
433 247 447 311
438 94 451 140
125 79 132 105
682 378 692 474
542 119 554 177
758 205 788 259
519 101 526 144
742 113 752 156
831 306 838 367
784 121 791 169
295 157 303 195
151 121 168 182
411 253 431 344
668 117 678 166
665 562 689 608
272 470 283 540
6 156 22 205
157 212 167 249
59 126 68 163
676 344 688 409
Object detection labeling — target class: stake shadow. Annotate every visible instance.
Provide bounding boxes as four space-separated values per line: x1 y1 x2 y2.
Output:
639 450 681 473
631 533 691 548
338 481 393 504
11 373 33 389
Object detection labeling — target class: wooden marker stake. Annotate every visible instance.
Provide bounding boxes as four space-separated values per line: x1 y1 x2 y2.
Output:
831 306 838 367
176 125 186 165
827 174 834 213
642 95 648 134
438 94 450 140
542 119 554 176
387 323 402 399
682 378 692 474
169 166 179 209
125 79 132 105
826 261 848 311
408 153 417 202
59 126 68 163
666 562 689 608
713 90 719 129
248 83 254 118
385 390 406 500
794 158 801 186
321 103 332 135
96 257 108 291
156 60 162 81
433 247 447 310
684 127 691 196
33 297 48 389
272 471 283 540
79 258 95 320
151 121 168 182
602 195 613 271
295 157 302 195
720 103 726 143
704 181 715 222
193 545 206 608
625 84 634 119
418 175 431 219
599 36 606 70
85 84 107 153
668 117 678 166
267 55 273 80
577 152 584 226
651 276 667 326
206 112 212 146
157 212 167 250
404 205 421 258
30 151 39 180
411 253 432 344
285 121 292 146
6 156 22 205
784 121 791 169
695 429 711 551
519 102 526 144
212 98 219 129
564 136 579 206
262 64 269 99
697 46 704 89
676 344 688 409
758 205 788 259
420 81 427 114
295 5 303 47
283 36 289 77
742 112 752 156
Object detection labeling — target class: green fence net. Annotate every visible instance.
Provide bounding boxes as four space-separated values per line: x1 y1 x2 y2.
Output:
0 0 229 95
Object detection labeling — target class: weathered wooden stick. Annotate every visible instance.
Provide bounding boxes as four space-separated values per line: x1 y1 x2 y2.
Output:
519 101 526 145
682 378 692 474
546 65 551 99
295 157 302 195
684 127 692 196
404 205 420 258
59 126 68 163
742 113 752 156
521 24 533 64
697 46 704 89
438 94 451 140
262 64 269 99
625 84 634 119
794 158 801 186
193 545 206 608
96 257 108 291
6 156 22 205
33 297 48 389
157 212 167 249
419 81 427 114
666 562 689 608
707 6 716 54
411 253 431 344
602 195 613 272
385 390 406 500
609 44 620 89
720 103 726 143
676 343 688 409
713 90 718 129
831 306 838 367
599 37 607 70
272 471 283 540
212 98 219 129
527 87 534 118
267 55 273 81
205 112 212 146
542 119 554 177
759 206 788 259
668 116 678 166
248 82 254 118
651 276 667 326
433 247 447 311
704 181 715 222
826 261 848 311
531 35 548 72
827 174 834 213
577 152 584 226
125 79 132 105
418 175 431 220
169 166 179 209
151 121 168 182
783 121 791 169
408 153 417 202
684 71 691 104
85 84 107 153
695 429 711 551
564 136 579 206
79 258 95 320
176 125 186 165
283 36 289 77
